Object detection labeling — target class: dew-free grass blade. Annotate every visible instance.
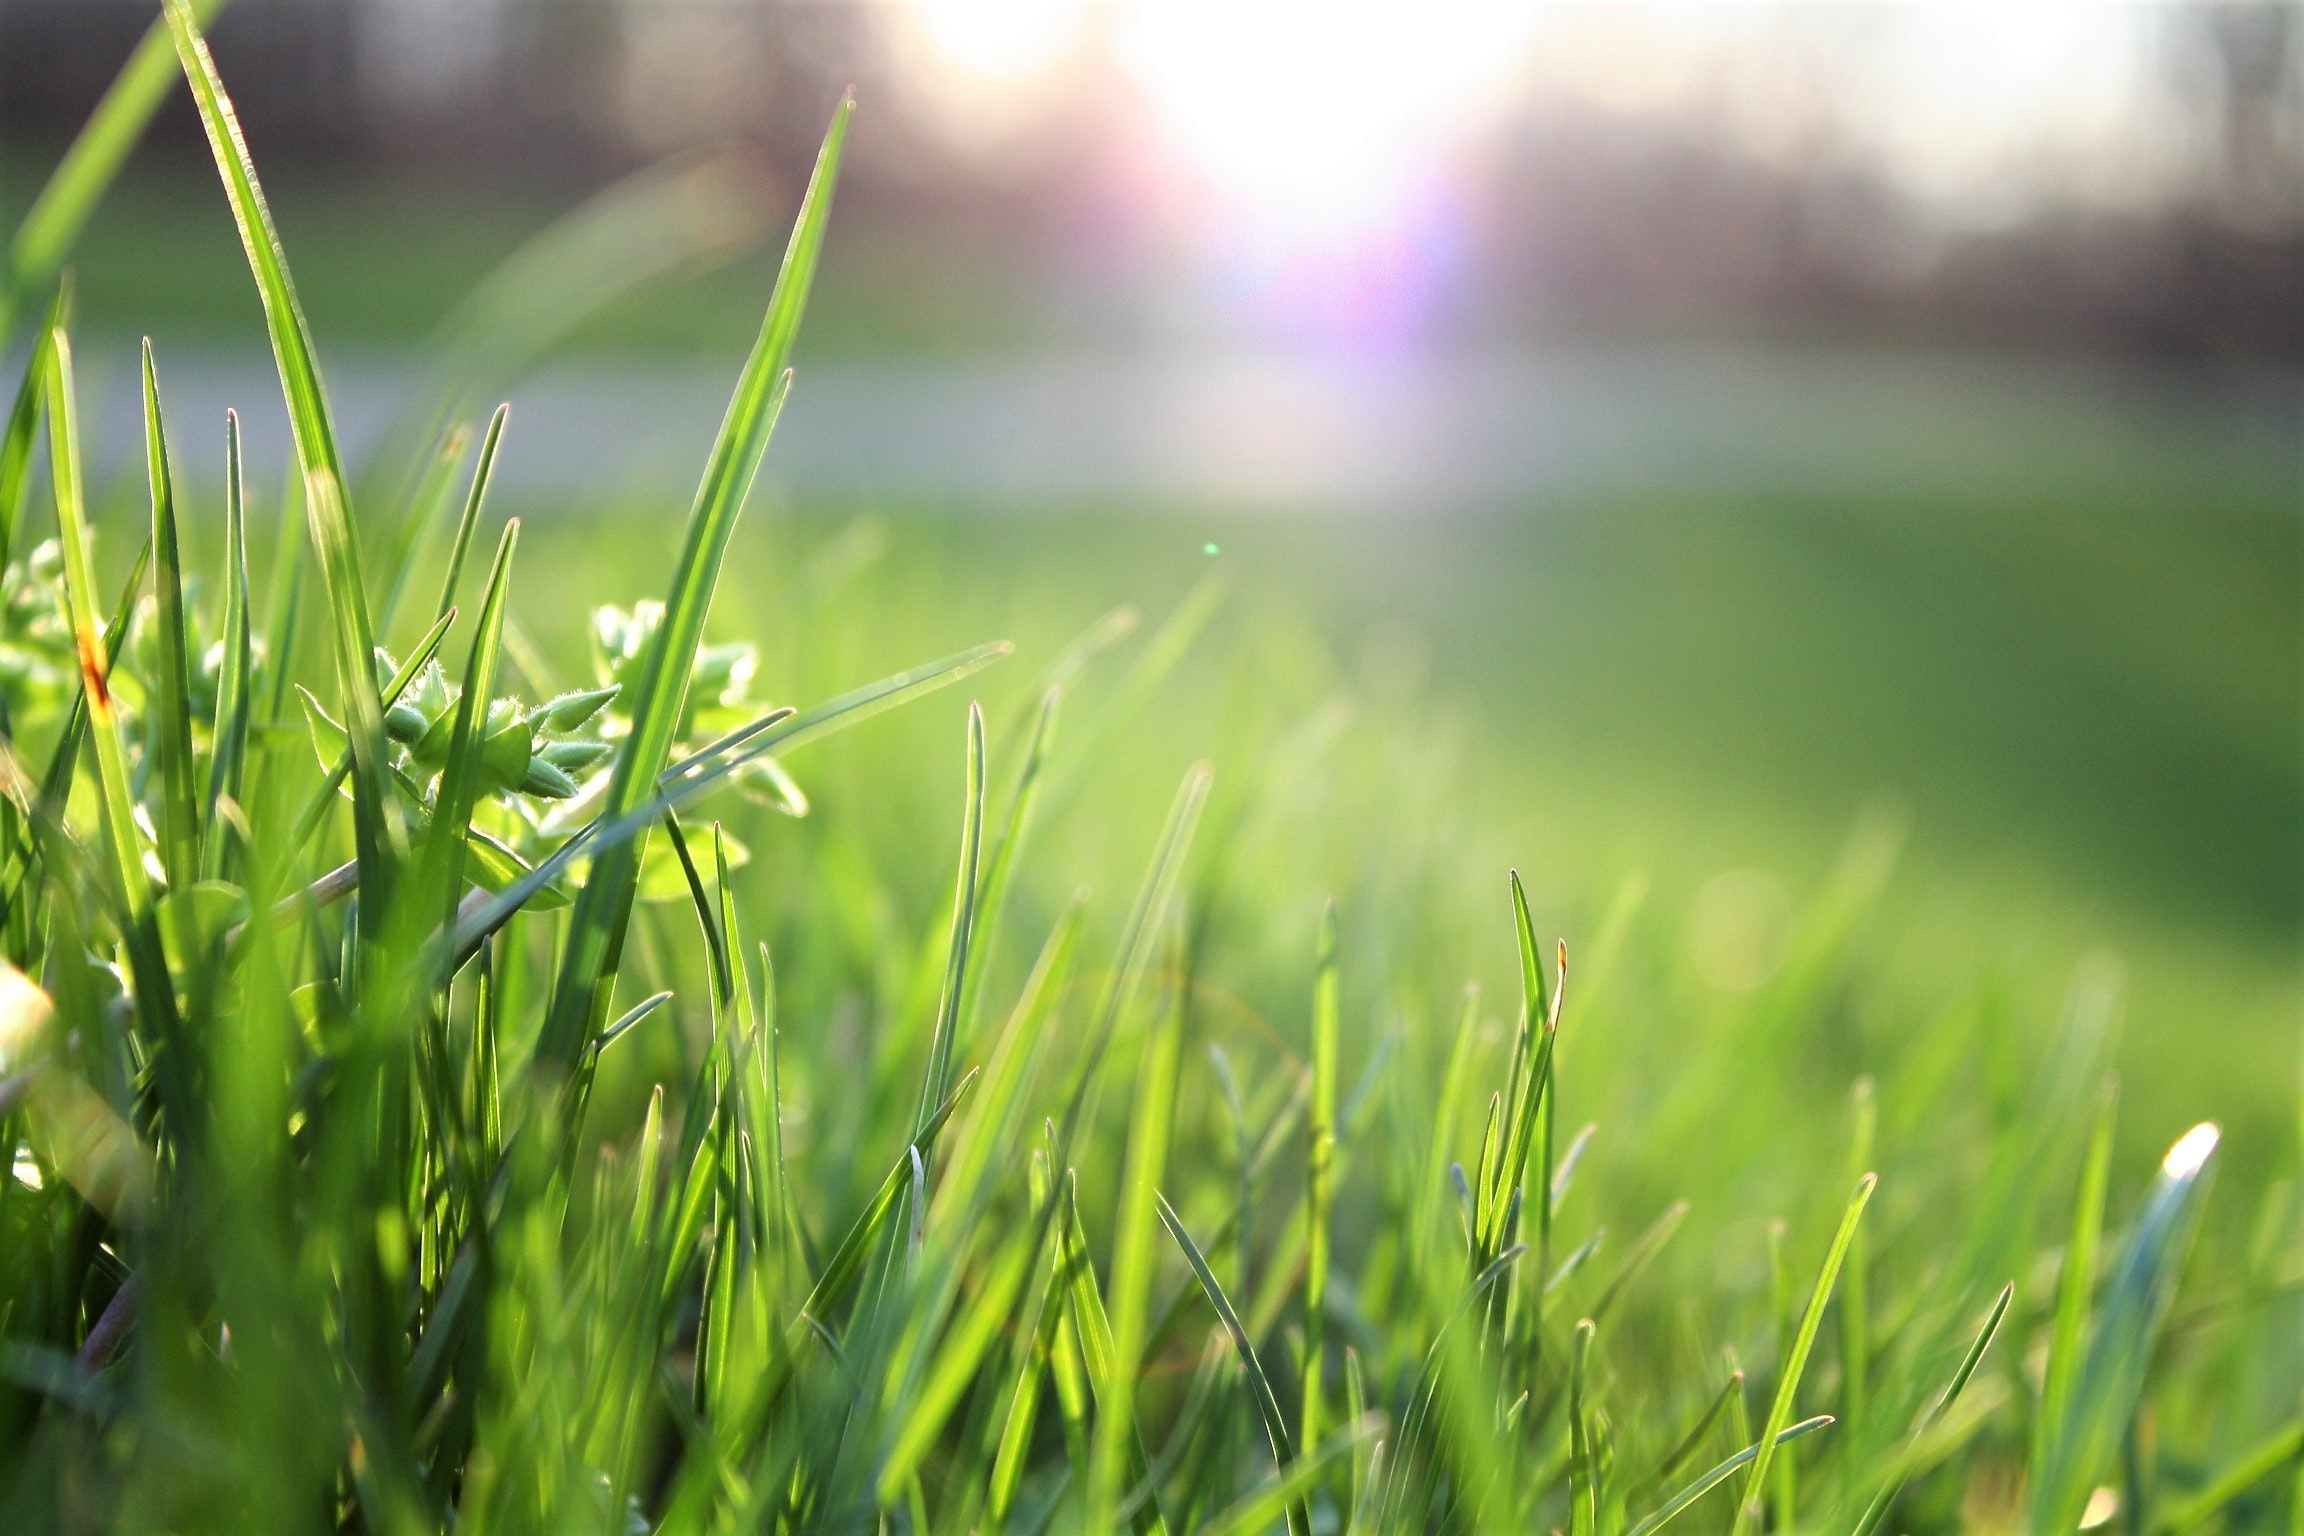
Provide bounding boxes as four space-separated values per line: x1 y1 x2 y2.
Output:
2147 1416 2304 1536
2026 1124 2220 1536
413 520 518 932
1193 1416 1383 1536
1623 1417 1836 1536
914 701 985 1144
1851 1281 2012 1536
2036 1075 2118 1473
0 284 71 565
539 93 850 1074
1728 1172 1874 1536
202 409 254 882
372 419 471 637
1302 898 1340 1461
141 342 202 894
1086 971 1187 1536
1157 1191 1309 1536
165 0 399 911
430 404 506 625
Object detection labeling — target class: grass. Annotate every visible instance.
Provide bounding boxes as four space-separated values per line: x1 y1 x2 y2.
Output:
1 13 2302 1536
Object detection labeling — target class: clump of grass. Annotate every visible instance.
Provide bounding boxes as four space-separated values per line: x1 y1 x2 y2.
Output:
0 11 2300 1535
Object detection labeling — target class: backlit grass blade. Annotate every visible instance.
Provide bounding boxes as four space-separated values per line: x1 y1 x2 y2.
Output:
0 285 71 565
164 0 399 910
141 342 201 894
876 1224 1039 1501
1302 898 1340 1461
1624 1417 1837 1536
202 410 253 882
2036 1076 2118 1473
373 419 471 636
1644 1369 1746 1493
1052 763 1212 1162
2026 1124 2221 1536
959 684 1059 1050
1157 1191 1309 1536
430 404 506 624
1851 1281 2012 1536
1085 973 1186 1536
0 0 228 347
45 329 154 923
914 702 985 1144
539 95 850 1074
1728 1172 1875 1536
413 520 519 932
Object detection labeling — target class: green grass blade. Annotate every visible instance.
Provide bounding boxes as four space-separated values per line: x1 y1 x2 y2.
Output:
373 420 472 637
0 0 228 347
1085 975 1186 1536
959 684 1059 1052
1851 1281 2013 1536
1623 1417 1836 1536
45 328 154 922
539 95 850 1074
915 701 986 1143
1156 1191 1309 1536
164 0 399 911
202 409 253 882
1302 899 1340 1460
430 404 506 625
141 341 202 894
1729 1172 1875 1536
2027 1124 2221 1536
0 284 72 567
877 1224 1039 1501
413 520 519 931
2037 1076 2119 1472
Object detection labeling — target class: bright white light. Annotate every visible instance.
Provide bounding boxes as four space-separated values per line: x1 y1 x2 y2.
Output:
910 0 1086 80
2161 1122 2220 1181
1110 0 1541 230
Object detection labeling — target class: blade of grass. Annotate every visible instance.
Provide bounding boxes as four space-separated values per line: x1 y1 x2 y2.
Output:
429 404 506 625
2027 1124 2221 1536
1157 1191 1309 1536
0 284 72 567
1085 972 1187 1536
1193 1416 1383 1536
2037 1076 2120 1472
914 702 986 1145
538 95 850 1075
1624 1418 1837 1536
1728 1172 1875 1536
1852 1281 2013 1536
202 410 253 882
413 520 519 933
165 0 400 915
1302 899 1339 1461
287 607 458 854
373 420 472 637
141 341 201 894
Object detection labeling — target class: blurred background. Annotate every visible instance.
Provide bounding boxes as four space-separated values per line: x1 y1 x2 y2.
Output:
2 1 2299 1155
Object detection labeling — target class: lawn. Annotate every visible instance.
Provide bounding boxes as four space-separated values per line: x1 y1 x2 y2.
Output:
1 8 2300 1535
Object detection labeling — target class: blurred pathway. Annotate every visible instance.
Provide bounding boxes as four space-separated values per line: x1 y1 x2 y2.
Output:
62 343 2302 511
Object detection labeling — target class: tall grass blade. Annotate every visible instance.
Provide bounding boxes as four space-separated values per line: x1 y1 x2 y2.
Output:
0 285 71 564
2037 1076 2120 1471
1157 1191 1309 1536
2027 1124 2221 1536
1729 1172 1875 1536
164 0 400 907
202 410 253 881
1851 1281 2013 1536
1302 898 1340 1460
539 95 850 1073
140 342 201 894
1624 1418 1836 1536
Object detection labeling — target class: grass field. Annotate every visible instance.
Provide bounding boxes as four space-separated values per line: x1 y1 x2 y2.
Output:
1 8 2300 1535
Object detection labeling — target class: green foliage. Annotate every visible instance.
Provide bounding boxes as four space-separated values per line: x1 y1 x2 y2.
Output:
0 16 2296 1536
